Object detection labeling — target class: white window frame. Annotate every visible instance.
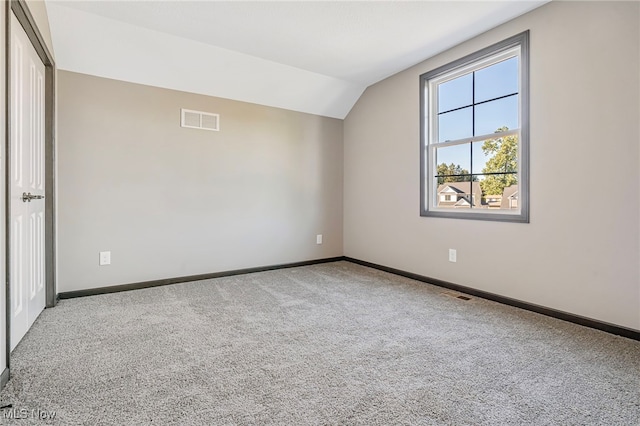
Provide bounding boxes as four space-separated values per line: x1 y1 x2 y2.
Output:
420 31 529 223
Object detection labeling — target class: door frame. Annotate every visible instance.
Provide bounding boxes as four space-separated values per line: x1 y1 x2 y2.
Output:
4 0 55 376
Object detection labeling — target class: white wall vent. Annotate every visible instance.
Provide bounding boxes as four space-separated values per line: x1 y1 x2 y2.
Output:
181 108 220 131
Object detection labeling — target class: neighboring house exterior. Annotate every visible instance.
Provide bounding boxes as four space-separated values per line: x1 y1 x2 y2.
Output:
436 183 518 210
436 182 483 208
485 195 502 209
501 185 519 209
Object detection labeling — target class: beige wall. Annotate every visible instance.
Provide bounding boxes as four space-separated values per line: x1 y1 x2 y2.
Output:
57 71 343 292
344 1 640 330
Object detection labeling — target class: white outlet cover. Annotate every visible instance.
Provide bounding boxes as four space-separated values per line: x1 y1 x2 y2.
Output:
99 251 111 266
316 234 323 244
448 249 457 263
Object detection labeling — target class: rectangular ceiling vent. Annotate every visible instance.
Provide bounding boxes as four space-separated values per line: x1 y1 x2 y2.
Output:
181 108 219 131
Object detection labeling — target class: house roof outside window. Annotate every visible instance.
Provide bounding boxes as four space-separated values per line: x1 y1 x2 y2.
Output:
436 182 483 207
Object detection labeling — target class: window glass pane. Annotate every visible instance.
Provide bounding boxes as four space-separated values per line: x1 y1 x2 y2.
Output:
435 176 476 209
439 107 472 142
473 131 518 198
475 57 518 103
475 174 519 210
500 181 519 210
435 144 470 185
438 73 472 112
474 95 518 136
473 134 518 178
471 140 494 175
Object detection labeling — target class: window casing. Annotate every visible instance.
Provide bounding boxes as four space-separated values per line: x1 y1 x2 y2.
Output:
420 31 529 222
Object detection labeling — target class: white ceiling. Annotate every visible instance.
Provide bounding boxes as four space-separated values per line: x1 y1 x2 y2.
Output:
45 1 548 118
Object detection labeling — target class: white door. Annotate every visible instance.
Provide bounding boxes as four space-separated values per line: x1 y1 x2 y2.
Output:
10 13 46 351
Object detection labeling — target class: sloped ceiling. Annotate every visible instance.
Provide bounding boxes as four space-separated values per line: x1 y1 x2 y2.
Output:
45 1 548 119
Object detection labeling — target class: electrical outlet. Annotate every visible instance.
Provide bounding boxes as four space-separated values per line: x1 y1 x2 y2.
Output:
316 234 323 245
448 249 457 263
99 251 111 266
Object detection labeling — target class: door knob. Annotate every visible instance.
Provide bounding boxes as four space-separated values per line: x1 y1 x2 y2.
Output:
22 192 44 202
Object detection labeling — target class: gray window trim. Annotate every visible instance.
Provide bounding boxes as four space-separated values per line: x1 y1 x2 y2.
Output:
420 31 529 223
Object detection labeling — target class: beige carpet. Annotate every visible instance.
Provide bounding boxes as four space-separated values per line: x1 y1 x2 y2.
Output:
1 261 638 425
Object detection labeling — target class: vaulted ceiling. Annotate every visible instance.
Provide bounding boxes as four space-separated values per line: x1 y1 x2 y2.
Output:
45 1 548 119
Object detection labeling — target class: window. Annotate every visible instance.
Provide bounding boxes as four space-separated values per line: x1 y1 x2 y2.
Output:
420 32 529 222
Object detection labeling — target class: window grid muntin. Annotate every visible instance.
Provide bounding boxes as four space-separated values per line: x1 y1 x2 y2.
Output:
437 92 518 116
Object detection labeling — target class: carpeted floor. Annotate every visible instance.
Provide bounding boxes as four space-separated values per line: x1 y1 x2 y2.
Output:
1 261 638 425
